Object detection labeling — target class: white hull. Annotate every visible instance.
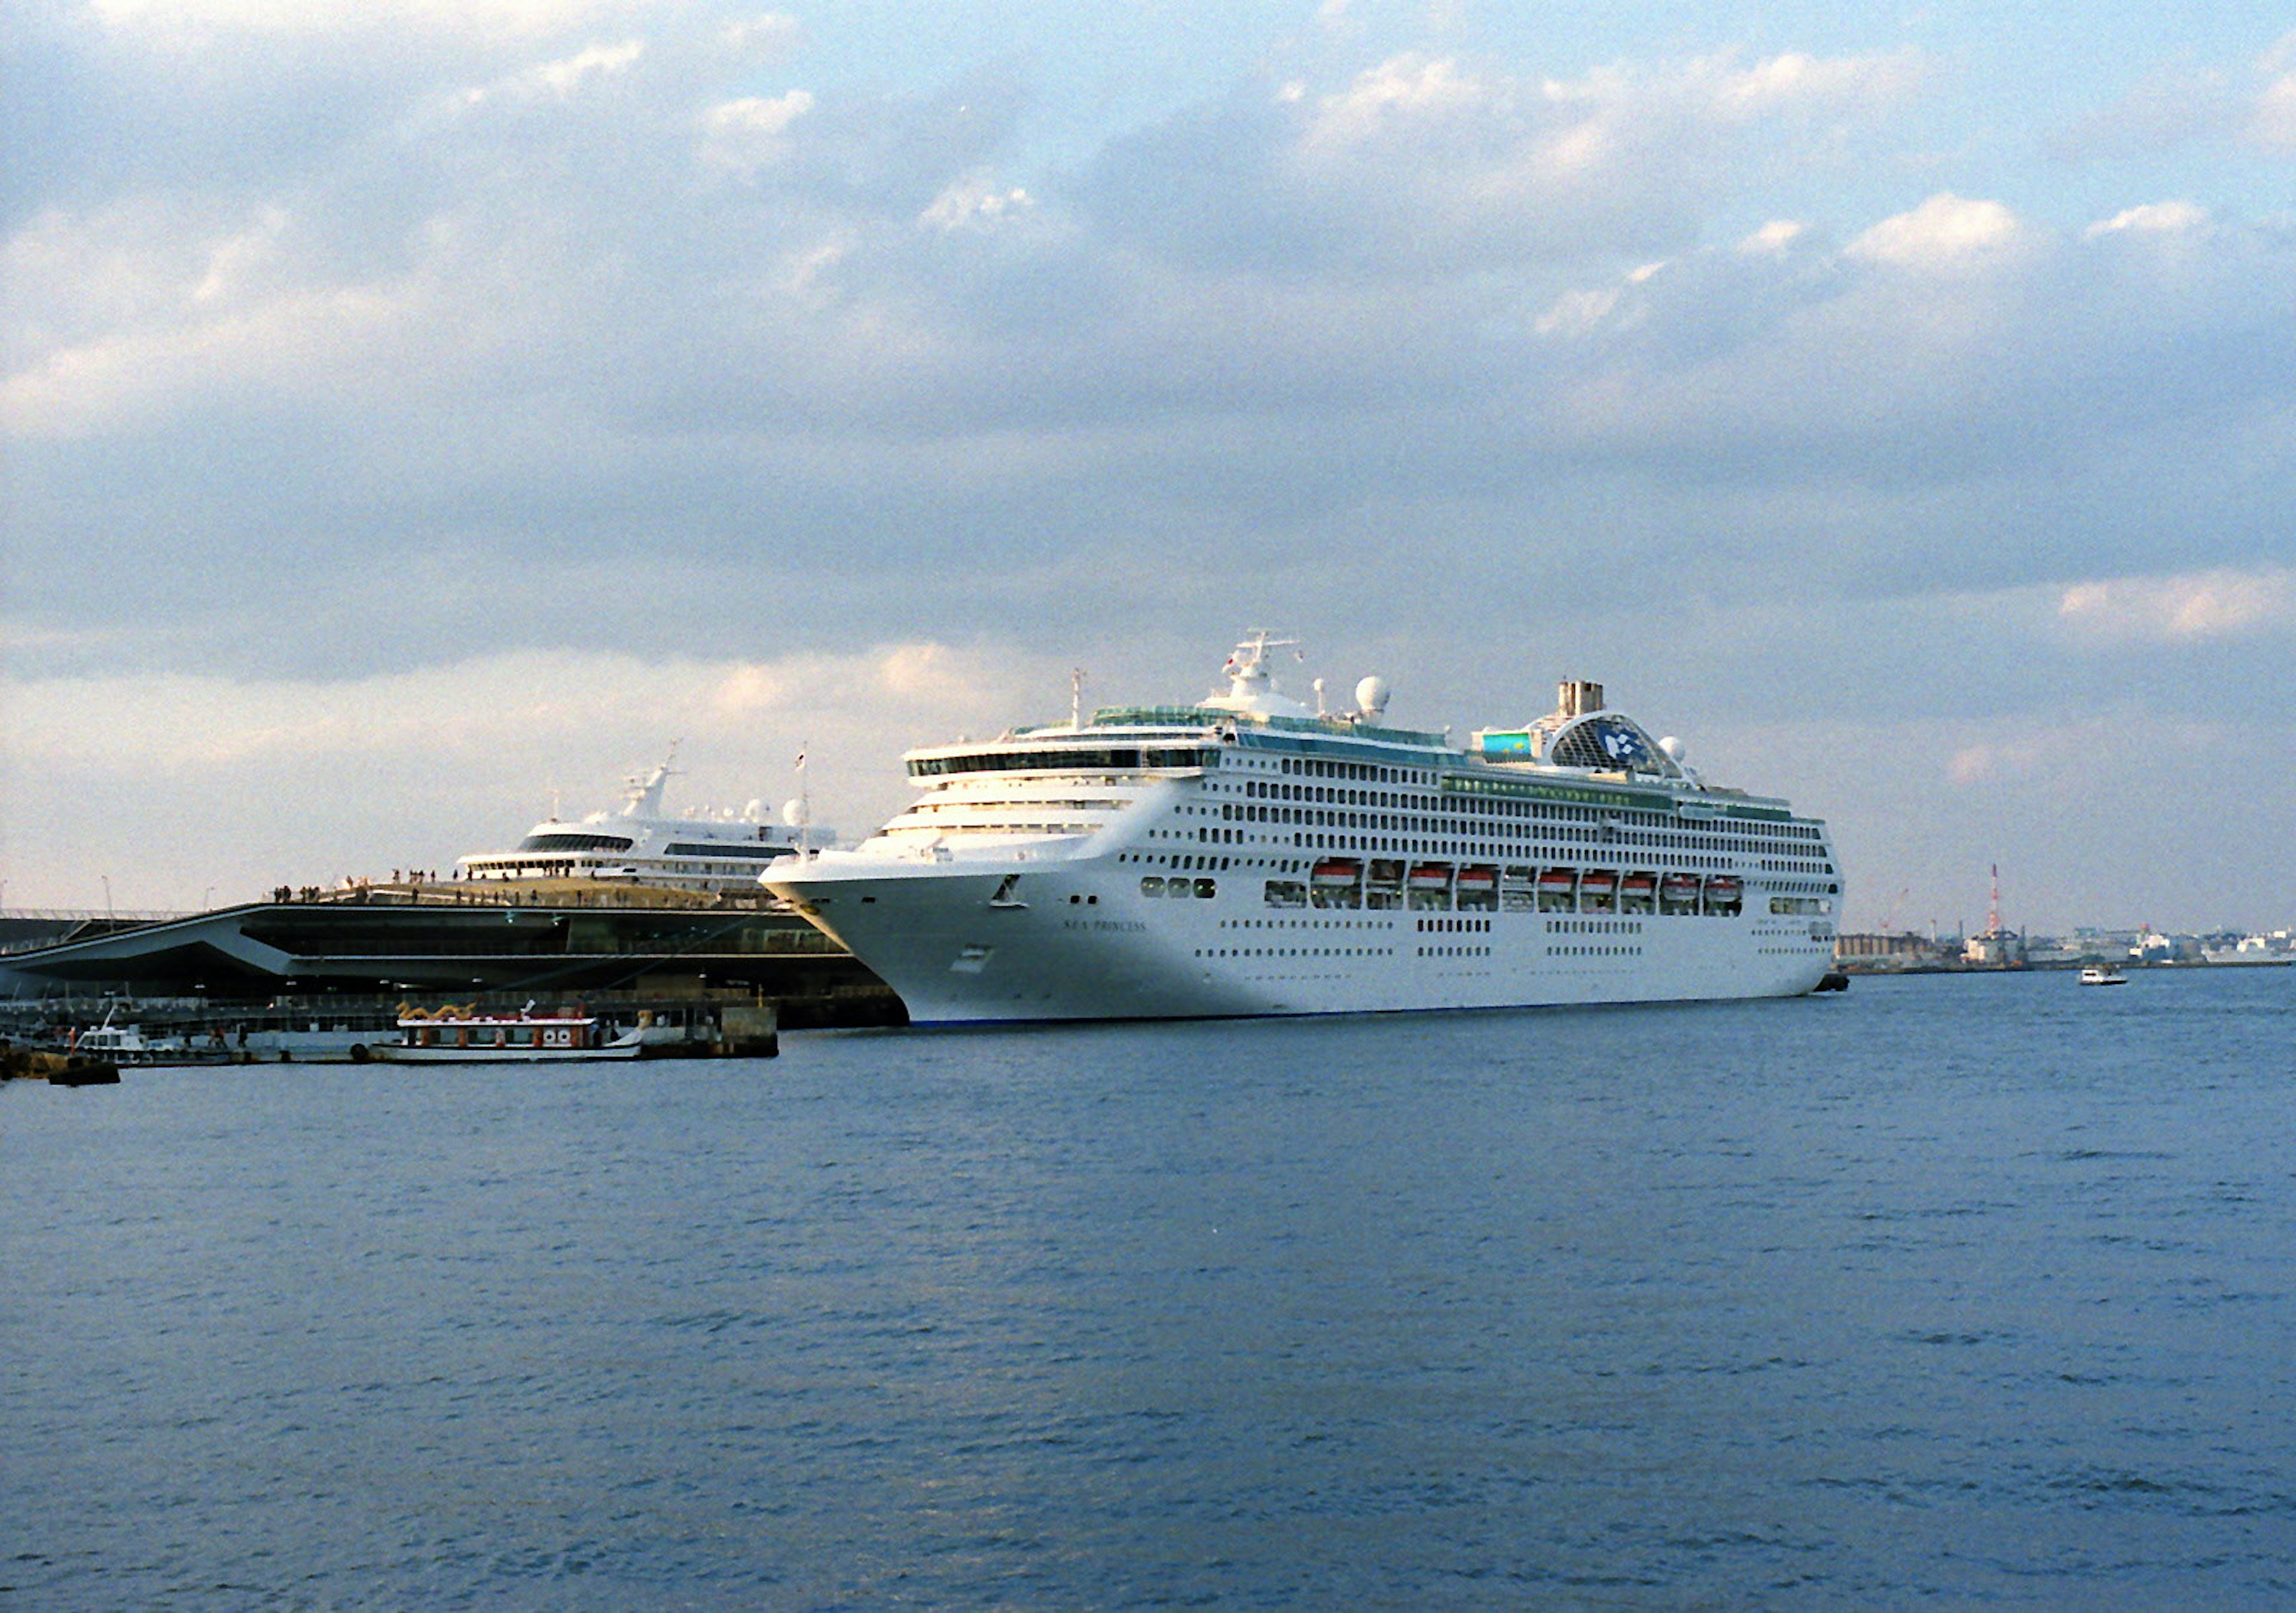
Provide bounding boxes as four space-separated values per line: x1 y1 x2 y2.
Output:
777 858 1832 1024
370 1042 643 1062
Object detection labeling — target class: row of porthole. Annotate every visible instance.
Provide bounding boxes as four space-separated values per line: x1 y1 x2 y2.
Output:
1195 947 1394 958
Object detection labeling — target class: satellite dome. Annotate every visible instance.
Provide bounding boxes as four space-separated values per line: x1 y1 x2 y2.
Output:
1659 736 1686 762
1355 676 1391 717
781 798 811 827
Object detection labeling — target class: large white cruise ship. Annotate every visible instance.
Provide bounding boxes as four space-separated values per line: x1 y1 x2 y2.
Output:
764 635 1842 1023
458 750 819 895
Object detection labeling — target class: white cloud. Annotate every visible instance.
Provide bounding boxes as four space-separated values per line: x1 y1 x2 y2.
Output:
190 204 293 306
1736 219 1806 255
534 38 645 97
1708 49 1924 121
0 641 1058 904
918 175 1034 232
1535 285 1620 337
698 90 817 172
1846 193 2032 270
0 201 438 439
1298 53 1490 154
2057 567 2296 643
2083 199 2210 239
440 36 647 111
1192 47 1933 276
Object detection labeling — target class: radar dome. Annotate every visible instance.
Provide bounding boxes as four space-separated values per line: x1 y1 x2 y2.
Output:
1354 676 1391 717
781 798 811 827
1659 736 1686 761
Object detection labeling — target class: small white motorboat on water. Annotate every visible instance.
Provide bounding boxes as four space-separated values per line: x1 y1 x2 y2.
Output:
72 1007 194 1064
2078 965 2127 986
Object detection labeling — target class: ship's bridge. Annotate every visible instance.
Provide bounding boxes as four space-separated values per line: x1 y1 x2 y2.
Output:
874 725 1220 850
903 735 1218 778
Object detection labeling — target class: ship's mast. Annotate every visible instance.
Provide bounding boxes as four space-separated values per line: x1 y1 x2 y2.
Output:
622 741 680 818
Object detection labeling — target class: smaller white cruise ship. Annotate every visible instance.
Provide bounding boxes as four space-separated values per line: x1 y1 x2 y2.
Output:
458 749 824 894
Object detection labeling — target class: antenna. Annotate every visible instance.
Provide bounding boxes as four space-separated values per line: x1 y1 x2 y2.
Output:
783 741 814 854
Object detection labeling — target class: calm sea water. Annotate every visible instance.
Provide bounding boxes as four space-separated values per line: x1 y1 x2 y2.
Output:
6 969 2294 1609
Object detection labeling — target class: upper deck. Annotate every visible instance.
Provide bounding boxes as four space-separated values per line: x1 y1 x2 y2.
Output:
844 634 1829 864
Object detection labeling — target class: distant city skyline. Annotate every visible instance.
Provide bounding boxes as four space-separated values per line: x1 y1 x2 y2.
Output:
5 2 2292 933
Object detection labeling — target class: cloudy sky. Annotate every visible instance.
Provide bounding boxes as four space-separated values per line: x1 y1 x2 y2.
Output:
4 0 2292 934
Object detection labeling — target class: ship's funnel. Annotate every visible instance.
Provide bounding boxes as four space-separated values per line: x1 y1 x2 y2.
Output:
1558 679 1604 718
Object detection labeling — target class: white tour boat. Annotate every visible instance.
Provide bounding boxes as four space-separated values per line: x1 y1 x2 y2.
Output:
763 634 1843 1024
2078 965 2127 986
72 1008 191 1064
457 747 826 894
370 1004 645 1062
